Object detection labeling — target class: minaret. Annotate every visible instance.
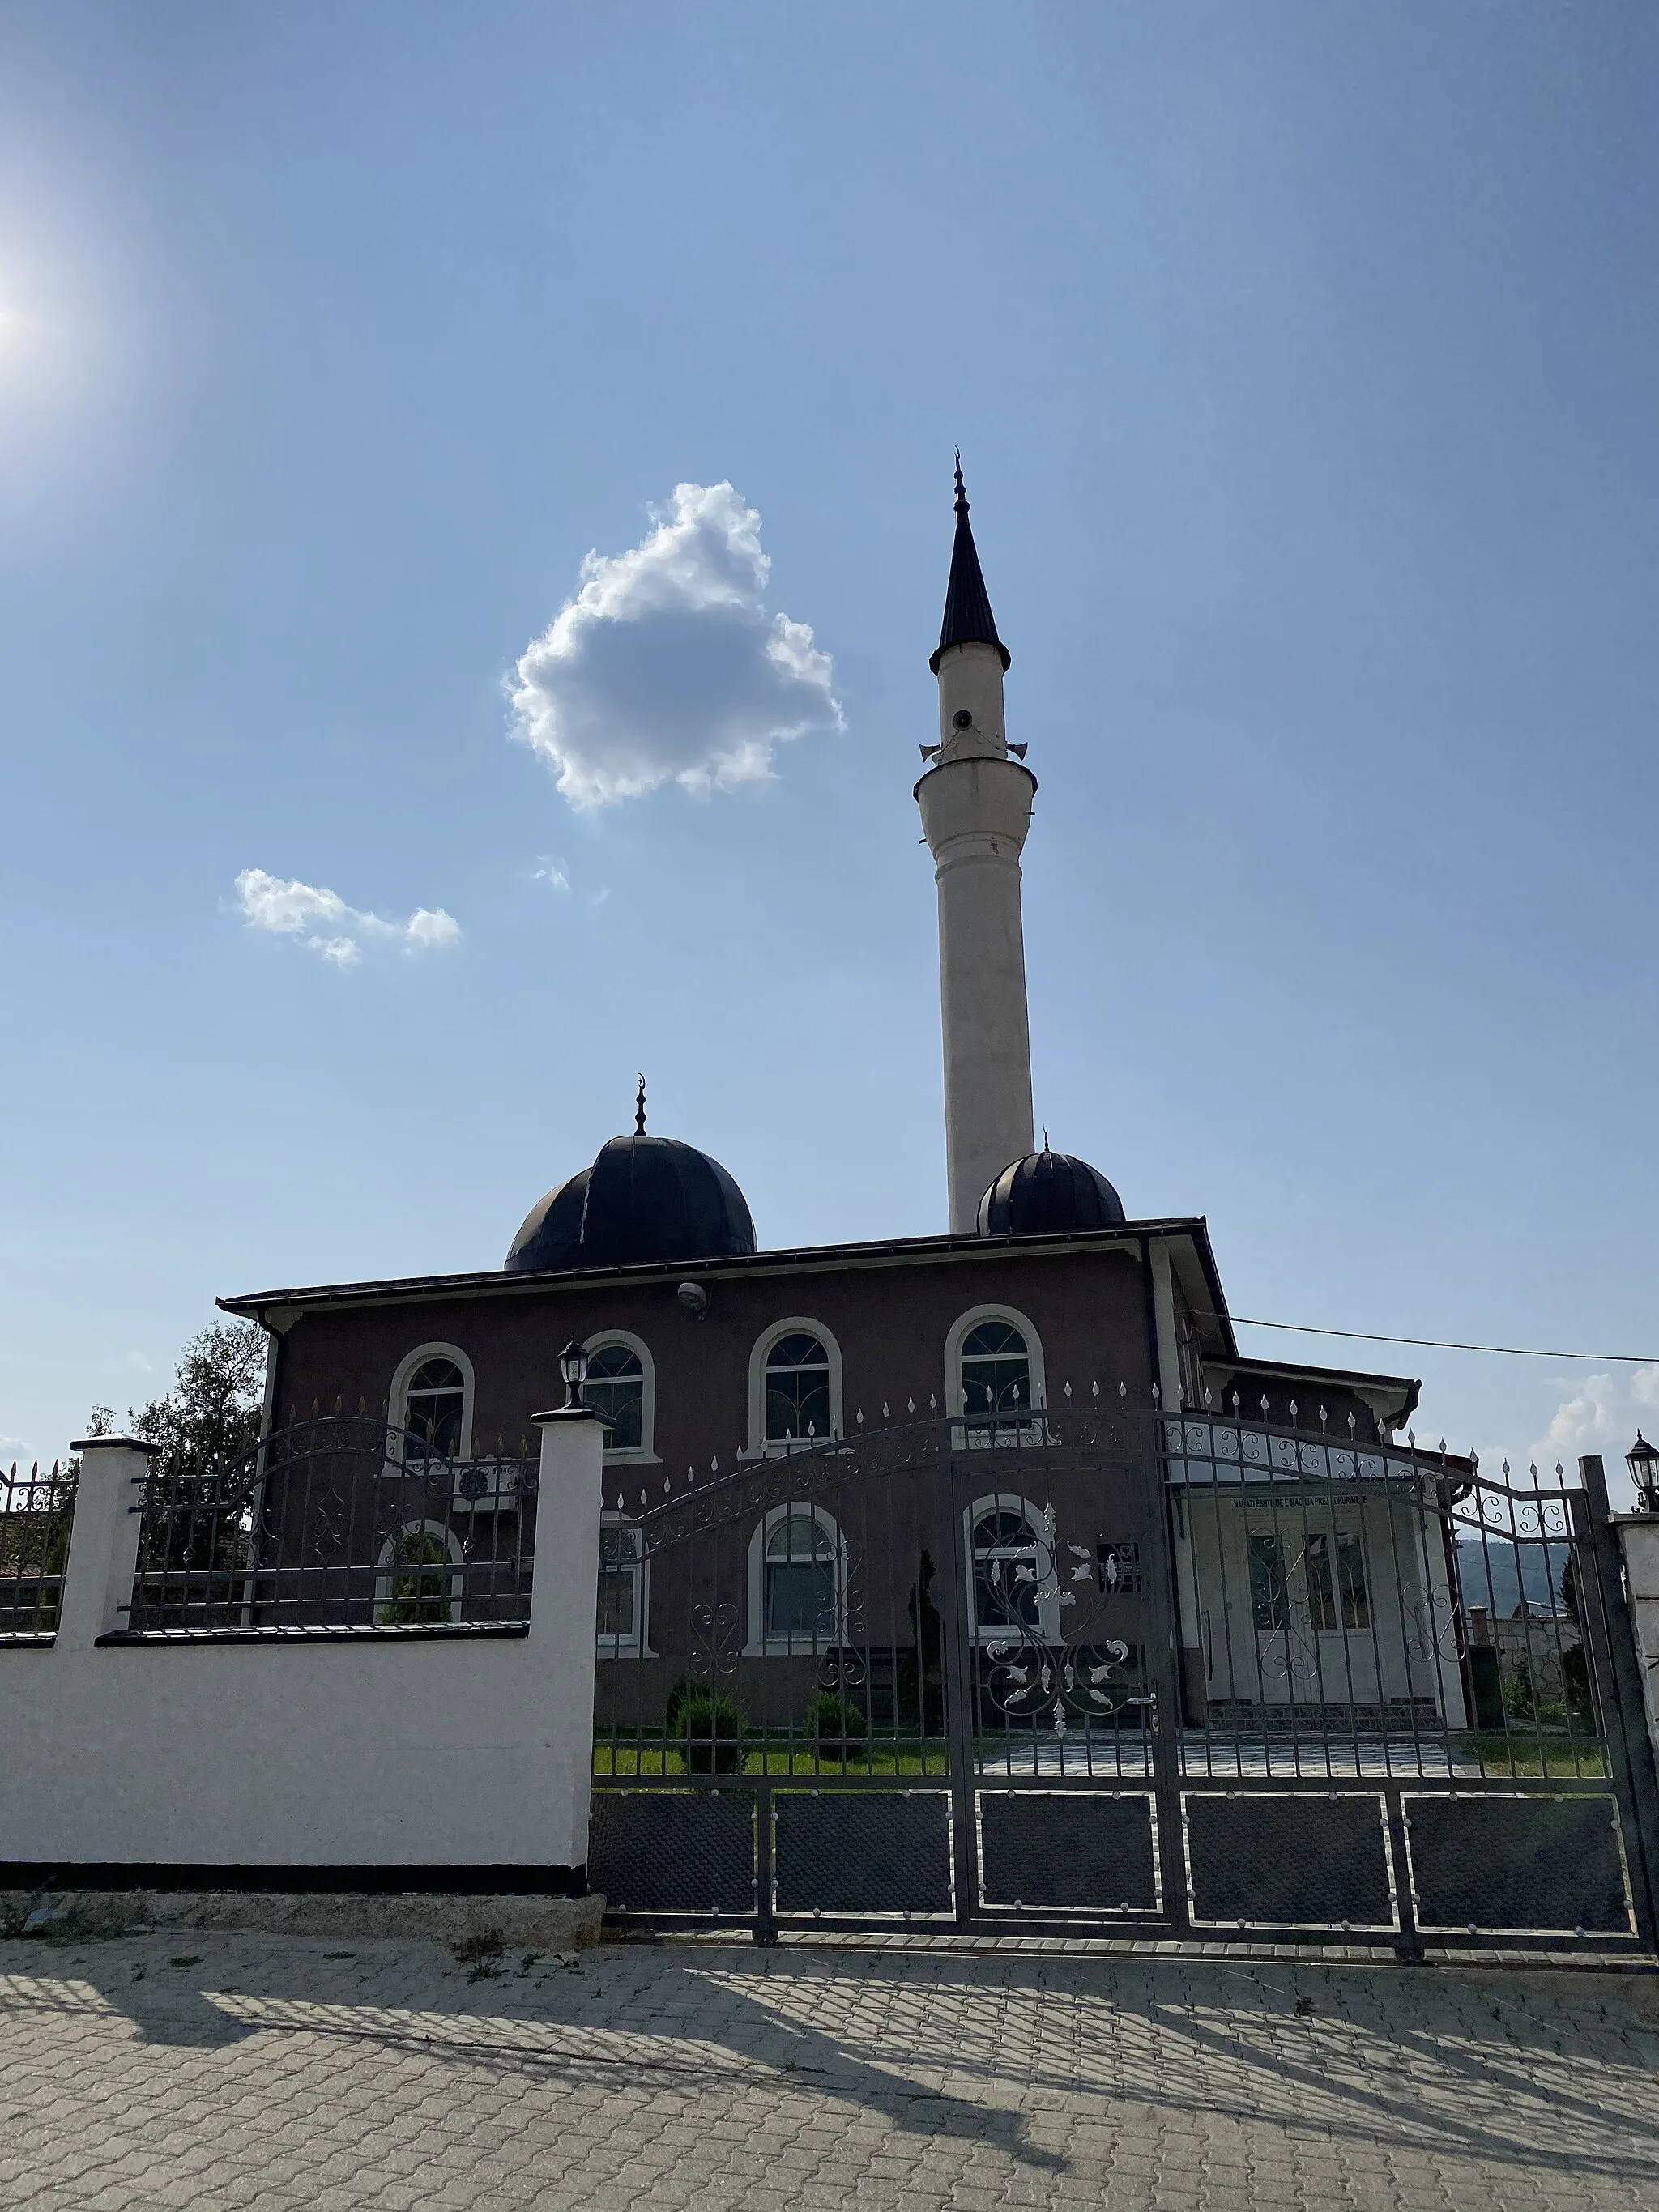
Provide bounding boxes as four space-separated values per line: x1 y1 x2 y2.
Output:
915 458 1038 1232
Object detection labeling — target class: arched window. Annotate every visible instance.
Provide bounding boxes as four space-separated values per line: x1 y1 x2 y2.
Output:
405 1358 466 1455
746 1502 846 1654
962 1323 1030 1417
582 1334 656 1460
767 1333 830 1443
943 1306 1047 1434
746 1320 843 1455
388 1344 476 1467
374 1521 464 1625
597 1511 648 1657
966 1494 1057 1643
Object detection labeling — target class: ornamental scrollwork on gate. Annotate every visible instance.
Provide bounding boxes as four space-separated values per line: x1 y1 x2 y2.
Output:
689 1599 741 1682
975 1504 1150 1735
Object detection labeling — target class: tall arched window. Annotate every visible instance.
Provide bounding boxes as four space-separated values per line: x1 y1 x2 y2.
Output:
388 1344 476 1467
746 1502 846 1653
766 1333 830 1443
961 1323 1030 1418
943 1306 1047 1434
405 1359 466 1455
581 1332 657 1462
746 1320 843 1455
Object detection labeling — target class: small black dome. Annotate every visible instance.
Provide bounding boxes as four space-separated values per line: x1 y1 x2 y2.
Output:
505 1134 757 1273
977 1149 1127 1238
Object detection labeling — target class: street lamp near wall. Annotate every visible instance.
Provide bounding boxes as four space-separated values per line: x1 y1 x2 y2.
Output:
559 1340 589 1411
1627 1432 1659 1512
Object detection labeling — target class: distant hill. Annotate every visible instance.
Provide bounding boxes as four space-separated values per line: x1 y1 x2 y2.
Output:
1455 1539 1572 1617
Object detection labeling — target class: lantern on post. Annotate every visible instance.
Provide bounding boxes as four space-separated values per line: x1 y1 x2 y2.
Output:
1627 1432 1659 1512
559 1340 590 1411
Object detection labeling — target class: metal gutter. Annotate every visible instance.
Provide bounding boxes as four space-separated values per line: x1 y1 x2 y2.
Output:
218 1217 1226 1324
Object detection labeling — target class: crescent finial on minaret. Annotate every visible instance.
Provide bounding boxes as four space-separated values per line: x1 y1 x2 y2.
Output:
932 454 1009 674
634 1074 646 1137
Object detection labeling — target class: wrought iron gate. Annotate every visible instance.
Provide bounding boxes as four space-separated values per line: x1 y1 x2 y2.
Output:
587 1405 1658 1954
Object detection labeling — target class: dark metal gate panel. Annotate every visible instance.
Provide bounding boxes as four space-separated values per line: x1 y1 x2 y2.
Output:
772 1791 953 1918
586 1408 1657 1954
1183 1791 1397 1931
589 1791 755 1916
1402 1792 1636 1937
976 1789 1158 1914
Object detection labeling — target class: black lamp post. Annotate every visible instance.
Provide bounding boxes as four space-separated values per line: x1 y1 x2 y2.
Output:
559 1340 589 1411
1627 1432 1659 1513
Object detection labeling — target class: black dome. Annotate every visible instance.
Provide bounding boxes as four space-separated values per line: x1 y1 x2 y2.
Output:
505 1134 757 1273
977 1149 1126 1238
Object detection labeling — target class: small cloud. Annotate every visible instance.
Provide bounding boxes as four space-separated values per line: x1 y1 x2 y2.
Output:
233 870 461 967
507 480 842 811
1526 1363 1659 1510
533 857 571 893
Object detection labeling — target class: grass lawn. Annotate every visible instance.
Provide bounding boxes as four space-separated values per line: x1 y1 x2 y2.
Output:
594 1742 949 1777
1463 1735 1610 1779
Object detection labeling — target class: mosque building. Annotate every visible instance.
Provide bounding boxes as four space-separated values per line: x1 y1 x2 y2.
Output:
223 469 1427 1728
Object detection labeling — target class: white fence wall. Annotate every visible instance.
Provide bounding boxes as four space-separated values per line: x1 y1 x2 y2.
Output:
0 1416 604 1877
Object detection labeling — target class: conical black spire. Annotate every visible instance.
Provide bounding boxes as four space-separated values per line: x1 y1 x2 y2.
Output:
930 453 1010 674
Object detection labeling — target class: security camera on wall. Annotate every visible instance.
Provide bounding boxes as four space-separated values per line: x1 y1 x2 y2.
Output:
676 1281 709 1320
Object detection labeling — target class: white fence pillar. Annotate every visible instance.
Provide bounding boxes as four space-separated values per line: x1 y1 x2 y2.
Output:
58 1437 154 1649
531 1404 607 1877
1610 1513 1659 1769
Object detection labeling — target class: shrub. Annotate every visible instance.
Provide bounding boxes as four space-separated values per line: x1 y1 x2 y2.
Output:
1503 1658 1536 1721
664 1679 745 1774
806 1690 866 1744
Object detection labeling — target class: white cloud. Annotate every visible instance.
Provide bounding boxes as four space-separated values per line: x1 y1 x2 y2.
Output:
234 869 461 968
1523 1364 1659 1510
507 480 842 810
533 857 571 893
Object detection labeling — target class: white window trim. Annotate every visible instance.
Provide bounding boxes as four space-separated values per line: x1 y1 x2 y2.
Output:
374 1519 466 1624
744 1317 844 1458
942 1303 1047 1419
582 1329 660 1464
597 1508 655 1659
745 1499 847 1656
386 1342 476 1467
966 1491 1060 1645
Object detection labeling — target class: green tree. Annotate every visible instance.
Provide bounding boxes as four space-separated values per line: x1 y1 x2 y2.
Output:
119 1320 269 1613
129 1322 267 1477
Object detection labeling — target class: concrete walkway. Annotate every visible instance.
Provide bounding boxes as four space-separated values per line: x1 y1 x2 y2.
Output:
1 1933 1655 2209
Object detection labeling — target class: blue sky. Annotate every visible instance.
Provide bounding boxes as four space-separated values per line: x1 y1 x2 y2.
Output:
2 3 1657 1495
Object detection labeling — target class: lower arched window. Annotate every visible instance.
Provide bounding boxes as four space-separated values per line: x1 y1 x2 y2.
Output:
374 1521 464 1625
747 1502 845 1653
966 1494 1057 1643
597 1512 647 1656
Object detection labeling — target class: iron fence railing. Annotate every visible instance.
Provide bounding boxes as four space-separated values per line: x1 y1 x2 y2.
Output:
0 1460 78 1638
123 1414 538 1635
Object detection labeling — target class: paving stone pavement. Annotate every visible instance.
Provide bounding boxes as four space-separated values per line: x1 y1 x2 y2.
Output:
1 1933 1656 2210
